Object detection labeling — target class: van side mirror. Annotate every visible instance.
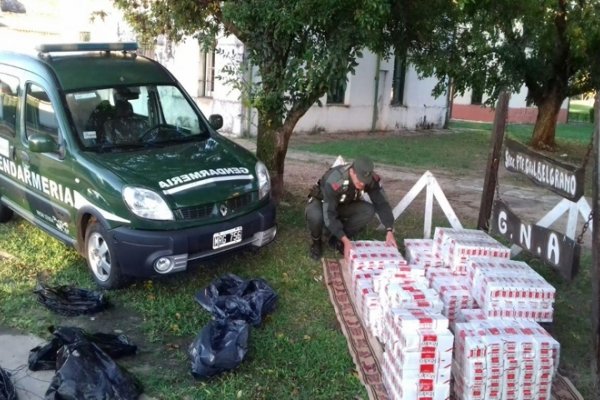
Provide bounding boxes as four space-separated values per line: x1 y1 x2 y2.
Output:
29 133 59 153
208 114 223 130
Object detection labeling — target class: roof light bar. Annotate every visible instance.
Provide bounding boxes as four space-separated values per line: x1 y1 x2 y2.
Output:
36 42 138 53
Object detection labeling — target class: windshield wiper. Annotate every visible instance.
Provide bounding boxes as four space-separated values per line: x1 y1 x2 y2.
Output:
95 142 156 153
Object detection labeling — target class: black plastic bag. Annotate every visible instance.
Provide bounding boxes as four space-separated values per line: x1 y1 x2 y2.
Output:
243 279 279 324
195 274 278 326
28 337 63 371
33 282 109 316
29 326 137 371
54 326 137 359
0 367 16 400
45 340 142 400
189 319 249 379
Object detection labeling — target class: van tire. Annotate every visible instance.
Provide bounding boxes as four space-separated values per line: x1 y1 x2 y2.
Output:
0 203 13 222
85 221 126 289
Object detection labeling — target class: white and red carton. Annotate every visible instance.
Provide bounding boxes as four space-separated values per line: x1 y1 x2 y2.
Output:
431 227 510 274
383 351 451 400
382 307 453 400
452 319 560 400
404 238 444 270
386 307 449 332
372 266 422 293
347 240 407 273
381 282 444 313
352 271 379 296
429 274 477 324
467 258 556 322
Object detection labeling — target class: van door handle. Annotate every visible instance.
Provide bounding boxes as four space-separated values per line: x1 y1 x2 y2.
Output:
18 150 30 163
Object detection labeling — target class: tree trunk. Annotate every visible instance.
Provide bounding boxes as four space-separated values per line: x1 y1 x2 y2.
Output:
256 112 283 202
531 89 565 151
255 107 310 203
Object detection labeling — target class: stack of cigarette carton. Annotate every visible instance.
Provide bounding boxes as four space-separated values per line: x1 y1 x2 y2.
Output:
344 232 559 400
404 238 443 270
379 282 444 314
429 274 477 324
453 319 559 400
348 240 407 275
467 258 556 322
368 267 426 339
347 241 407 339
432 228 511 274
382 308 454 400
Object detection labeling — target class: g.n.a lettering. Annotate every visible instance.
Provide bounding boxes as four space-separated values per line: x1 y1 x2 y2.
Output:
496 209 561 265
0 156 74 207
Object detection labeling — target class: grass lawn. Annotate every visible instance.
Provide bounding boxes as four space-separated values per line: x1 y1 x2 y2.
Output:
0 120 597 399
568 99 594 123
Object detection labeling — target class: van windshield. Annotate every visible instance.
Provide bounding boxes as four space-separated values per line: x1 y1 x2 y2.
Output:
65 85 210 151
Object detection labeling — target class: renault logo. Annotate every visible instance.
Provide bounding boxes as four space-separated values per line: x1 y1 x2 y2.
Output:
219 204 228 216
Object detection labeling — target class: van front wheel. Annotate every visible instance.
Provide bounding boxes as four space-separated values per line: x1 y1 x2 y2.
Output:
85 221 126 289
0 203 13 222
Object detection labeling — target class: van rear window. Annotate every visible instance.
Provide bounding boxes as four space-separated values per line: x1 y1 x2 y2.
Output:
25 83 59 143
0 73 19 137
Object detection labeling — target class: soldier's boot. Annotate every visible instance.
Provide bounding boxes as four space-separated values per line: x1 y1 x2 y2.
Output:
309 236 322 260
328 236 344 256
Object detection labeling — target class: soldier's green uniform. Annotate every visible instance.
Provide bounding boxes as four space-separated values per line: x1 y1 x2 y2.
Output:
305 160 395 259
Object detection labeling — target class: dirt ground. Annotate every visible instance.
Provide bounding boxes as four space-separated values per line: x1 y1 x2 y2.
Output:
276 131 591 241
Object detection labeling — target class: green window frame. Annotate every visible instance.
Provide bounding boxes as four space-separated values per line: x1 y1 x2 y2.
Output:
391 53 407 106
327 78 347 105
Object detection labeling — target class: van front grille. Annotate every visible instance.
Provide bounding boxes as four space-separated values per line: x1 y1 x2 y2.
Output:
175 204 214 220
174 191 258 221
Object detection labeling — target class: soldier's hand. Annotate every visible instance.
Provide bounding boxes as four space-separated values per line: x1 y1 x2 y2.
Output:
341 236 352 260
385 231 398 248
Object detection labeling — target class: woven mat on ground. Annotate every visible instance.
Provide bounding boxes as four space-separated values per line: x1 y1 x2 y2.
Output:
322 258 584 400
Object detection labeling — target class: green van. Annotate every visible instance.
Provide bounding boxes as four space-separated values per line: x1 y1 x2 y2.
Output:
0 43 276 288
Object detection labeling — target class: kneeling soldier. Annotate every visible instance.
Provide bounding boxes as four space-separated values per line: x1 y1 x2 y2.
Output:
305 156 397 260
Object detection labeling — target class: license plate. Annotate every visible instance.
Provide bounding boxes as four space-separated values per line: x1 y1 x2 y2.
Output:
212 226 243 249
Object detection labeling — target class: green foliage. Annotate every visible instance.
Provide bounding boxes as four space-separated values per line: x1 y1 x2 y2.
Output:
113 0 390 180
399 1 600 104
386 0 600 148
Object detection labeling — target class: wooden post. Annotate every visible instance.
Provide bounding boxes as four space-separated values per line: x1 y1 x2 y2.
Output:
477 90 511 231
592 93 600 389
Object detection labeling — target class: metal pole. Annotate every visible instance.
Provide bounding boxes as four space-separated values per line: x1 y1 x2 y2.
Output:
371 56 381 132
477 90 510 231
592 93 600 390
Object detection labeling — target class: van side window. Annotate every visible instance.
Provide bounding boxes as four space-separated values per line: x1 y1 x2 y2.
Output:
0 73 19 137
25 83 59 144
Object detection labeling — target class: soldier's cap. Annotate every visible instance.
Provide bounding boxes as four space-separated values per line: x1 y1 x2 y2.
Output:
352 157 374 185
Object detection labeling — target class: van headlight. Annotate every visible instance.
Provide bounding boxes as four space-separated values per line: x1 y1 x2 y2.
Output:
255 161 271 200
123 187 174 220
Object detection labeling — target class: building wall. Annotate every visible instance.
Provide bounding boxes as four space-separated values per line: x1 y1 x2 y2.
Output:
160 35 247 135
157 37 449 137
294 51 448 134
379 62 448 131
452 86 569 124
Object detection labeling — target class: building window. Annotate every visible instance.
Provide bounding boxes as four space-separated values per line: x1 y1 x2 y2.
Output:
391 53 407 106
327 78 347 105
199 48 215 97
471 85 483 105
0 73 19 137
